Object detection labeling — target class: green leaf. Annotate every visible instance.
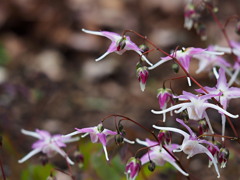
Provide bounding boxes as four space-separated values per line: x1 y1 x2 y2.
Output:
21 164 53 180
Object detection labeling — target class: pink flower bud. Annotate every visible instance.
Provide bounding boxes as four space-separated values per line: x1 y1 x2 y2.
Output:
136 66 149 92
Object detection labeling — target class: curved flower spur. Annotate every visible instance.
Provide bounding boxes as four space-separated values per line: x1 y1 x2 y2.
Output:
153 118 221 178
82 29 153 66
18 129 79 165
151 91 239 134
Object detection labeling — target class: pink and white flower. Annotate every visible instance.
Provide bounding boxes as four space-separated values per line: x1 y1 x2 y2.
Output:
153 118 221 178
136 66 149 92
136 138 189 177
18 129 79 165
151 91 239 133
64 123 117 161
148 47 223 86
82 29 153 66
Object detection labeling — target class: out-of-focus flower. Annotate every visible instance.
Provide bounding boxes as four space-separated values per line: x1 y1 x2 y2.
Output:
125 157 141 180
82 29 153 66
148 47 223 86
184 2 199 30
136 66 149 92
151 91 239 133
136 138 189 176
64 123 116 161
18 129 79 165
194 46 230 74
153 118 221 178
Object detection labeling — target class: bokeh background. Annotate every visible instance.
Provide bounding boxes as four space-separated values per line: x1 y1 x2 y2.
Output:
0 0 240 179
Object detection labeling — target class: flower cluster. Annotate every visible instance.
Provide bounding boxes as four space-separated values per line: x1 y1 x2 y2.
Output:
18 2 240 179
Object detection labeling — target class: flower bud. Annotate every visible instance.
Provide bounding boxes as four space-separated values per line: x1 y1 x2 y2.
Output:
139 44 149 54
148 161 156 172
40 154 49 166
157 88 174 109
74 151 84 164
180 109 189 121
97 123 104 133
117 36 126 51
172 63 179 73
118 122 124 132
235 21 240 35
218 147 229 168
136 65 149 92
195 22 207 41
125 157 141 180
198 119 209 135
157 130 172 145
115 134 124 145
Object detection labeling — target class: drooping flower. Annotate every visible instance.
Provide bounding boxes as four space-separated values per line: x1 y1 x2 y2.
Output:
148 47 223 86
82 29 153 66
136 138 189 177
125 157 141 180
64 123 134 161
153 118 221 178
18 129 79 165
151 91 239 133
136 66 149 92
184 2 199 30
64 123 116 161
157 88 174 122
194 46 230 74
196 68 240 138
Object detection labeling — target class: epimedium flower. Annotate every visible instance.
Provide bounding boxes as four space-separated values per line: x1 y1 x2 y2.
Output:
196 68 240 139
151 91 239 134
136 65 149 92
64 123 134 161
82 29 153 66
125 157 141 180
18 129 79 165
148 47 224 86
136 138 189 177
194 45 231 74
153 118 221 178
157 88 174 122
184 2 199 30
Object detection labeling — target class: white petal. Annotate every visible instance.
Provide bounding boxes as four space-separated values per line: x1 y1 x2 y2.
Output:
102 145 109 161
63 131 80 138
53 146 74 165
135 138 148 146
221 114 226 142
95 51 111 61
63 137 80 143
18 148 42 163
148 58 171 70
151 103 187 115
81 133 89 138
228 67 240 87
205 103 239 118
82 28 103 36
123 138 135 144
174 103 191 114
152 125 189 139
213 67 219 79
187 77 191 86
21 129 41 139
204 113 214 134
